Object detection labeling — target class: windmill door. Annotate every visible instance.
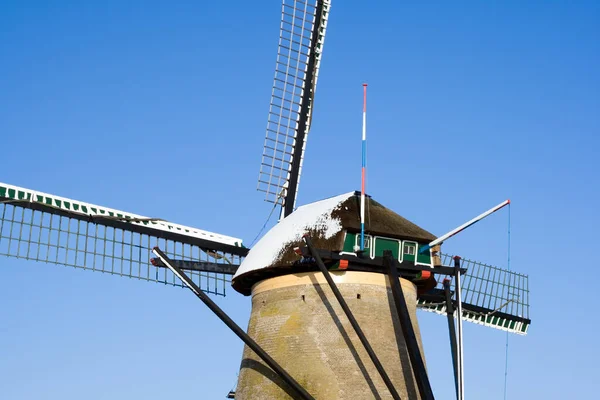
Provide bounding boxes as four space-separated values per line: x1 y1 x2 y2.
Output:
373 237 402 261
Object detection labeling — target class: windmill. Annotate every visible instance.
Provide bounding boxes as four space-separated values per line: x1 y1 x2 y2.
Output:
0 1 530 399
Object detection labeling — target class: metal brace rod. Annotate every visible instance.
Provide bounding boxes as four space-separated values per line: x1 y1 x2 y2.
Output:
151 247 314 400
443 279 459 400
303 236 402 400
421 199 510 253
383 251 435 400
454 256 465 400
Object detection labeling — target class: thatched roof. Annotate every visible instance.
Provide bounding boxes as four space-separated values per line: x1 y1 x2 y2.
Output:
337 192 436 243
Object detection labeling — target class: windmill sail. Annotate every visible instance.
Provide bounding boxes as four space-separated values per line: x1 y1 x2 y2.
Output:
257 0 331 217
418 254 530 335
0 182 247 296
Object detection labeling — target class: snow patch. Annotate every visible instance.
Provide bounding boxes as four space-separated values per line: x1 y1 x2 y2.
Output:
234 192 354 279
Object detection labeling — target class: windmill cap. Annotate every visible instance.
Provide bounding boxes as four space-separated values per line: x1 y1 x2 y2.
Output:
232 192 435 295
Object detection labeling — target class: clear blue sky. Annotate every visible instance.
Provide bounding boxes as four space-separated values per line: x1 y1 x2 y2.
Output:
1 1 598 399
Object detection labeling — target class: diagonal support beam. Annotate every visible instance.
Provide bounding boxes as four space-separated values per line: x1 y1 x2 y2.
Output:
453 256 465 400
303 236 402 400
151 247 314 400
383 251 435 400
443 279 459 400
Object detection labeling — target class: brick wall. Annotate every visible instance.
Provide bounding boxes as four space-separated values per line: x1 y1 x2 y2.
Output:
235 271 426 399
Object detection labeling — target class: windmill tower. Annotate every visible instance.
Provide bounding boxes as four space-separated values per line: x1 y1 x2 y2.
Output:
237 2 430 396
232 193 436 399
0 1 531 399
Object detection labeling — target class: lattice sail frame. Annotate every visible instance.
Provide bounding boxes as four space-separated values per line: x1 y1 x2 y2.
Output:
418 254 531 335
0 182 246 296
257 0 331 209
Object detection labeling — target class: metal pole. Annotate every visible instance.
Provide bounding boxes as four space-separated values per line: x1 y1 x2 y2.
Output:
303 236 402 400
421 200 510 253
360 83 367 251
151 247 314 400
443 279 459 400
454 256 465 400
383 252 435 400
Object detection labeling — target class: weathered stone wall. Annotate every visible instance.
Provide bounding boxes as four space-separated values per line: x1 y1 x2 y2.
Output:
235 271 425 399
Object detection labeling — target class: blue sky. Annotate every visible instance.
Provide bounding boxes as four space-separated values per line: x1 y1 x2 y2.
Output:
1 1 598 399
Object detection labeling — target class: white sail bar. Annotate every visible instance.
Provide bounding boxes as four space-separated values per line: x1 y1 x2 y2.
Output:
257 0 331 211
0 182 245 252
417 254 530 335
422 200 510 253
0 182 247 296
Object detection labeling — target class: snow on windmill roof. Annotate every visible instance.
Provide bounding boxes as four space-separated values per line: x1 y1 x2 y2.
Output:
231 191 436 295
233 192 353 279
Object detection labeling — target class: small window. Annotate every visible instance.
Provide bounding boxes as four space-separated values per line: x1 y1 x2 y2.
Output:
355 235 371 249
404 243 416 255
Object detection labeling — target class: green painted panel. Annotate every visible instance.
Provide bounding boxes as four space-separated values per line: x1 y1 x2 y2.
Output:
373 237 400 259
403 241 417 263
417 244 431 265
0 186 6 197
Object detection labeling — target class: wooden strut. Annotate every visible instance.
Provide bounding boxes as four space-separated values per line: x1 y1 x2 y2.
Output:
303 235 402 400
383 251 435 400
150 258 239 275
151 247 315 400
443 279 460 400
453 256 465 400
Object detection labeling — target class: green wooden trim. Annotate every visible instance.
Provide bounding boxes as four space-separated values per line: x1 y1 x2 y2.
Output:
417 300 529 336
